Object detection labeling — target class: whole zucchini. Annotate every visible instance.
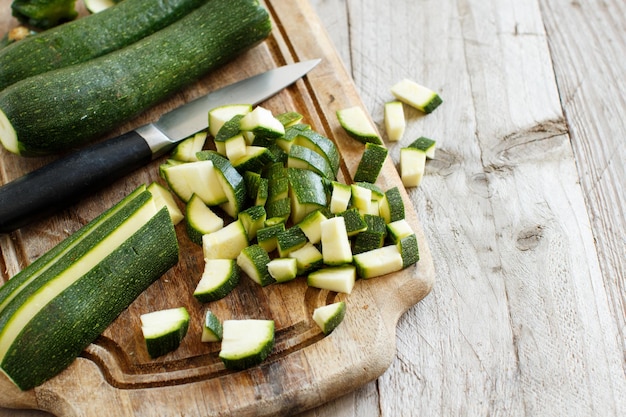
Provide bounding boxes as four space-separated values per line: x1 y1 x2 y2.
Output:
0 0 212 91
0 0 272 156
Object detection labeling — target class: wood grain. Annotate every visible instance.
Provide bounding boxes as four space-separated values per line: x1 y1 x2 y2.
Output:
303 0 626 416
0 0 434 416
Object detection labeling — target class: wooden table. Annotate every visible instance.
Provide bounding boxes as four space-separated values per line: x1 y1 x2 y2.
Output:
2 0 625 415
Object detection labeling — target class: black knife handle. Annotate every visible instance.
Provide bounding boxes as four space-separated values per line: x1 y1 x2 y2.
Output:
0 131 153 234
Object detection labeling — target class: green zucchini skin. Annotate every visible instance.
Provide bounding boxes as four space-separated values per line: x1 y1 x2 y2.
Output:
0 208 179 391
0 0 211 91
0 0 272 156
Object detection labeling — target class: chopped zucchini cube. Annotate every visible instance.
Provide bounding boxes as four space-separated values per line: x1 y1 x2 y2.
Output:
219 319 275 370
288 242 323 275
267 258 298 283
193 259 240 302
320 216 352 265
237 244 274 286
307 265 356 294
400 147 426 188
141 307 190 359
353 245 403 279
313 301 347 335
353 142 388 184
202 310 223 342
384 101 405 142
202 219 249 260
391 79 443 114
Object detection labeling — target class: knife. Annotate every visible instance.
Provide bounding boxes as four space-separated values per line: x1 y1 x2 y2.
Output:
0 59 321 234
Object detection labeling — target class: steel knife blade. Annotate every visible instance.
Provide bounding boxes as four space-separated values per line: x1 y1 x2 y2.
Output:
0 59 321 233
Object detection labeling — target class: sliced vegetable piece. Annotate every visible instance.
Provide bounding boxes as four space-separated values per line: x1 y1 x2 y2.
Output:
329 181 352 214
397 233 420 267
288 242 323 275
287 168 328 223
307 265 356 294
384 101 405 141
338 208 368 237
240 106 285 139
391 79 442 114
208 104 252 137
147 181 184 225
202 219 249 260
293 129 341 176
196 151 246 218
320 216 352 266
350 183 372 215
297 209 328 244
313 301 346 335
353 142 388 183
276 226 308 258
238 205 267 241
336 106 382 145
288 144 335 179
378 187 405 223
267 258 298 283
201 309 224 342
162 160 228 205
353 245 403 279
170 132 207 162
193 259 240 302
237 244 274 286
386 219 414 243
141 307 190 359
256 223 285 252
186 194 224 245
408 136 437 159
219 319 275 370
400 147 427 188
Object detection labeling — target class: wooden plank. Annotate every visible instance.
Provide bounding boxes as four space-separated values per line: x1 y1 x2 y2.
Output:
0 1 434 416
304 0 626 416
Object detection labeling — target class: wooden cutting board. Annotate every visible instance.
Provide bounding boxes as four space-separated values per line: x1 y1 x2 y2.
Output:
0 1 435 415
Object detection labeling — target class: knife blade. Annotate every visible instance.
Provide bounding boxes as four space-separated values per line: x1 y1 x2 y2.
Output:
0 59 321 233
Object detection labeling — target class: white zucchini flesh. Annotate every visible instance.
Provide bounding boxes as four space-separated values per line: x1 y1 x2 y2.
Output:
384 101 405 142
307 265 356 294
240 106 285 138
313 301 346 335
320 216 353 265
0 109 18 154
163 160 228 205
208 104 252 137
353 245 404 279
202 220 249 260
147 182 184 225
267 258 298 282
330 182 352 214
391 79 442 113
400 147 427 188
140 307 190 339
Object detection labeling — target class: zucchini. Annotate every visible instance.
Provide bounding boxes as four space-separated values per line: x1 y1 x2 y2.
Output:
0 0 210 90
288 242 323 275
202 309 224 342
353 214 387 254
224 135 247 162
256 223 285 252
353 142 388 184
320 216 353 266
196 151 247 218
147 182 185 226
208 104 252 138
0 0 272 155
287 168 329 224
336 106 383 145
297 209 328 244
267 258 298 283
232 146 275 174
400 147 427 188
219 319 275 370
313 301 346 335
186 194 225 245
288 144 335 179
0 189 178 390
353 245 403 279
307 265 356 294
238 204 267 240
237 244 274 286
338 208 368 237
170 132 207 162
350 183 372 215
240 106 285 139
378 187 405 224
397 234 420 268
384 101 405 142
292 129 340 176
391 79 443 114
276 111 303 127
408 136 437 159
141 307 190 359
202 219 249 260
276 226 308 258
163 160 228 205
193 259 240 302
386 219 414 243
329 181 352 214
